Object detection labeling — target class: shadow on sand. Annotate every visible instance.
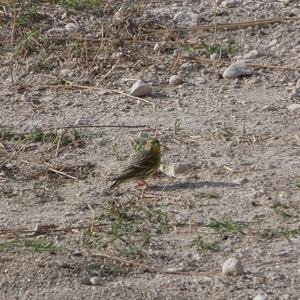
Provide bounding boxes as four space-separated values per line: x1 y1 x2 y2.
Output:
150 180 240 192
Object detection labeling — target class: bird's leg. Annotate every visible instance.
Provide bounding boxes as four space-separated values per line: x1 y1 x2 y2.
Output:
135 180 149 202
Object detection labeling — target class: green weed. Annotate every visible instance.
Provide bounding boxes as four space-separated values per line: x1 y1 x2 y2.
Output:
202 40 237 58
207 218 247 234
191 235 219 252
16 28 40 56
57 0 100 10
0 237 60 253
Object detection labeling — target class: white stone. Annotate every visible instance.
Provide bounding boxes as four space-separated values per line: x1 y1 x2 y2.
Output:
47 27 65 35
287 103 300 111
65 23 78 33
60 68 73 77
223 61 252 79
290 88 300 99
222 257 244 276
111 52 124 59
173 11 202 27
290 8 300 17
160 162 194 178
243 50 260 59
221 0 239 8
296 79 300 89
154 42 167 53
89 276 101 286
210 53 219 60
253 294 268 300
268 39 277 47
129 80 152 97
179 62 194 70
169 75 183 86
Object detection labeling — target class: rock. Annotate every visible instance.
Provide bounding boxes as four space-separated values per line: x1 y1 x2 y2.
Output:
222 257 244 276
65 23 78 33
243 50 260 59
89 276 101 285
154 42 167 54
82 276 101 286
210 53 219 60
60 68 73 78
253 294 268 300
296 79 300 89
173 11 202 27
223 61 252 79
287 103 300 111
179 62 194 71
46 27 65 35
290 8 300 17
290 88 300 99
268 39 277 47
129 80 152 97
160 162 194 178
221 0 239 8
111 52 124 59
169 75 183 86
72 250 83 257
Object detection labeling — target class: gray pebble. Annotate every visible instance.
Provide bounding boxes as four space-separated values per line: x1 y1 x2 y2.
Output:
243 50 260 59
47 27 65 35
173 11 202 27
60 68 73 78
223 61 252 79
169 75 183 86
221 0 239 8
287 103 300 111
65 23 78 33
129 80 152 97
290 88 300 99
253 294 268 300
160 162 194 178
222 257 244 276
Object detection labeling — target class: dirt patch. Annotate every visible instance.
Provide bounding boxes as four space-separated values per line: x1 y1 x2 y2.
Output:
1 1 300 299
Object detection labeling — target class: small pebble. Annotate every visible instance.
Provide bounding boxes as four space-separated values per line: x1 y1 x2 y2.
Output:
173 11 202 27
268 39 277 47
253 294 268 300
169 75 183 86
222 257 244 276
160 162 194 178
129 80 152 97
243 50 260 59
287 103 300 111
221 0 239 8
65 23 78 33
289 88 300 99
60 68 73 78
210 53 219 60
223 61 252 79
154 42 167 54
47 27 65 35
72 250 83 257
82 276 102 286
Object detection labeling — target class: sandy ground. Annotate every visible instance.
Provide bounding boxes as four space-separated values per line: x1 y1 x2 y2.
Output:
1 1 300 299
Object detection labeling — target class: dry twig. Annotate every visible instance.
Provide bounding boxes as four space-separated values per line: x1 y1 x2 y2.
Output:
186 56 300 72
38 83 155 107
88 251 219 277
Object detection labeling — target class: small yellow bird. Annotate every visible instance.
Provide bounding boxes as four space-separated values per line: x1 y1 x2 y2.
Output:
109 137 161 190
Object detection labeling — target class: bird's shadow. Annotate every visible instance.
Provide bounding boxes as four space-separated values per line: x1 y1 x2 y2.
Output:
150 180 240 192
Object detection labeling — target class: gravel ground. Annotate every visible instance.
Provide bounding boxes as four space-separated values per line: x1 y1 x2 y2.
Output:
1 1 300 299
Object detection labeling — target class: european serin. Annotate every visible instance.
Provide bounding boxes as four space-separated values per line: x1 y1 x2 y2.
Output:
109 137 161 190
